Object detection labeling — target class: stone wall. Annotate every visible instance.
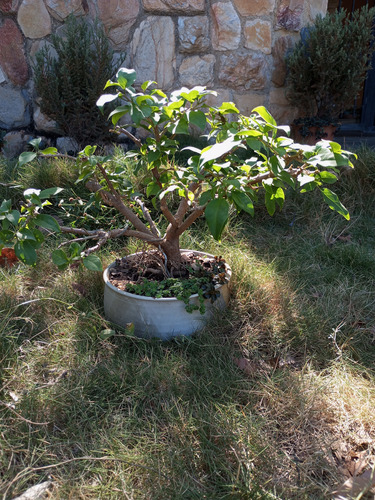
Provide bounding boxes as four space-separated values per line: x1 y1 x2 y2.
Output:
0 0 328 137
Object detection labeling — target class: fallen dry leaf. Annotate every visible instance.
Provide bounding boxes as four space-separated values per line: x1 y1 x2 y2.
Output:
233 357 260 376
71 282 88 296
332 467 375 499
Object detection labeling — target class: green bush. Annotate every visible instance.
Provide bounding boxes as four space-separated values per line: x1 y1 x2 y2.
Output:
34 16 117 145
286 7 375 121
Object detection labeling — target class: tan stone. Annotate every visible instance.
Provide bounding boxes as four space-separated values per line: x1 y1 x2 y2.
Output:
244 20 272 55
179 55 215 87
143 0 204 13
233 93 265 116
269 88 298 124
219 52 268 91
305 0 328 23
271 36 294 87
17 0 52 39
0 19 28 85
269 87 289 107
97 0 139 47
233 0 275 16
211 2 241 51
178 16 210 53
131 16 175 89
45 0 86 21
33 107 62 134
205 89 233 108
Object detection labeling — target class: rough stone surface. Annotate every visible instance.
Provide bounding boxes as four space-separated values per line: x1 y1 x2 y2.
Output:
271 36 294 87
0 67 6 84
233 93 265 116
33 107 62 134
179 55 215 87
244 20 272 55
0 0 21 13
143 0 204 13
276 0 304 31
0 87 30 129
17 0 52 39
45 0 87 21
233 0 275 16
269 87 297 123
205 88 232 108
56 137 79 155
211 2 241 51
0 19 28 86
30 40 57 63
178 16 210 53
131 16 175 89
219 52 268 91
97 0 139 48
13 481 54 500
306 0 328 23
2 130 34 159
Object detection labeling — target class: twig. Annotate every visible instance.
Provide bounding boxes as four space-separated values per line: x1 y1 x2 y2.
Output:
0 401 50 426
134 196 160 237
111 127 142 148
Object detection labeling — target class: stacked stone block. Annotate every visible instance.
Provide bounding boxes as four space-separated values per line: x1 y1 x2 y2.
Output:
0 0 328 135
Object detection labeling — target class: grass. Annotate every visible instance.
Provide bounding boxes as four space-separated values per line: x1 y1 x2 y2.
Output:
1 146 375 499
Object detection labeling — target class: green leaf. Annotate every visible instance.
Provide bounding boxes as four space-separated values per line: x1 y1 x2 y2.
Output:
100 329 116 340
321 188 350 220
252 106 277 126
39 187 64 199
29 137 42 149
318 171 338 184
108 104 131 125
265 191 276 216
40 147 58 155
52 249 70 270
96 93 119 111
117 68 136 89
18 152 37 168
14 240 37 266
83 254 103 271
188 111 206 130
6 210 20 225
231 191 254 216
35 214 61 233
146 182 160 198
217 102 239 114
199 189 214 205
205 198 229 241
159 185 179 199
200 137 241 166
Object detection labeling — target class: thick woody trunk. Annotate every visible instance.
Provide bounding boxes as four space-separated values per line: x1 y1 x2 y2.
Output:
158 229 182 269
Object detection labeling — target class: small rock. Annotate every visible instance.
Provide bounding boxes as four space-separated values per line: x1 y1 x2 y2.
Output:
13 481 54 500
56 136 79 155
3 130 34 159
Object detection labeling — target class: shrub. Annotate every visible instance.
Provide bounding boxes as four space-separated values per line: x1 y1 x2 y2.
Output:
286 7 375 121
34 15 117 145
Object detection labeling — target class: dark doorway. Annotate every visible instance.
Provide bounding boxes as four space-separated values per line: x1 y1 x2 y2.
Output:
328 0 375 133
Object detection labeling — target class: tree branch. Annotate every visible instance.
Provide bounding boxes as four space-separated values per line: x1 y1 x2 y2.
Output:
111 127 142 148
176 205 206 236
85 180 154 237
134 196 160 237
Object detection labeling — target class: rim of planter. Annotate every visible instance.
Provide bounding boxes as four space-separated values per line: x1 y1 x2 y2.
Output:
103 249 232 301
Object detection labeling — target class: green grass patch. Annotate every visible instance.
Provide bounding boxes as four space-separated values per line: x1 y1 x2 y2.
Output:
1 146 375 499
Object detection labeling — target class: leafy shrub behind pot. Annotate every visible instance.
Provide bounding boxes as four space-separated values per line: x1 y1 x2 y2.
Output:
34 15 117 146
286 6 375 122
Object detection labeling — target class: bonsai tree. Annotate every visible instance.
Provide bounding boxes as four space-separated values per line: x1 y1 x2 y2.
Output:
1 68 355 273
286 6 375 125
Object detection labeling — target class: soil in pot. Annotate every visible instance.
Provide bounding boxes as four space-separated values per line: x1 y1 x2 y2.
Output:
103 250 231 340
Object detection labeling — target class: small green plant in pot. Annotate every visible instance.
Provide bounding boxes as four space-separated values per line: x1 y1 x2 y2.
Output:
2 68 356 338
286 6 375 143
